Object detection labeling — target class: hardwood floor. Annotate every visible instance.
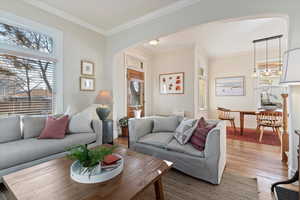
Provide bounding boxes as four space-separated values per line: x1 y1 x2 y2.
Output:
115 136 291 200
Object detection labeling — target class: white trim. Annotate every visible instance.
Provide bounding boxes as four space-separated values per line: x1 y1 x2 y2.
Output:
21 0 201 36
22 0 106 35
107 0 201 35
0 11 64 114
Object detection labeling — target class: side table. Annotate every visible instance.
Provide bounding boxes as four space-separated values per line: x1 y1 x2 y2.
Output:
102 119 113 144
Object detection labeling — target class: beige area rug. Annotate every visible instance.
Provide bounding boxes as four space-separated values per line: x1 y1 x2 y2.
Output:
0 170 258 200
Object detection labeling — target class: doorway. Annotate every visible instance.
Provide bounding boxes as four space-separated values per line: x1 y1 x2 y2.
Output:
127 68 145 118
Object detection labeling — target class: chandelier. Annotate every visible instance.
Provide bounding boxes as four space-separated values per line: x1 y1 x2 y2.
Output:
252 35 283 78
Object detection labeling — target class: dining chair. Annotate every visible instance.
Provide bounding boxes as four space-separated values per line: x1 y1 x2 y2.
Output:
256 111 283 143
216 107 236 133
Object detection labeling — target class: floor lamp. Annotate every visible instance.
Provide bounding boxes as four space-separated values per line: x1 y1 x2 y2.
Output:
271 48 300 199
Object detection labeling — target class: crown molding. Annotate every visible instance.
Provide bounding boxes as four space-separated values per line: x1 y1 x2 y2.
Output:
106 0 201 35
22 0 107 35
22 0 201 36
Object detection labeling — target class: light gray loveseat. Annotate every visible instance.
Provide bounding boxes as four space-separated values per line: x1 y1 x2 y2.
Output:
128 116 226 184
0 115 102 182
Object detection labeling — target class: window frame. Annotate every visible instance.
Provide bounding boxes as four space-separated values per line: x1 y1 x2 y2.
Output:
0 11 63 114
197 72 208 111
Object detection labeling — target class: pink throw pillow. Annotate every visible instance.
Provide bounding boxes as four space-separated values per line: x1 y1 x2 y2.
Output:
190 117 216 151
38 115 69 139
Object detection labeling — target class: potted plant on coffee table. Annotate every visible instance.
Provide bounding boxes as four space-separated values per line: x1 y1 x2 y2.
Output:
66 144 115 177
119 117 129 137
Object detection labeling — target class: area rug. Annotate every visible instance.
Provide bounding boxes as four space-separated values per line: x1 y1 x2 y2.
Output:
0 170 259 200
227 127 281 146
135 170 258 200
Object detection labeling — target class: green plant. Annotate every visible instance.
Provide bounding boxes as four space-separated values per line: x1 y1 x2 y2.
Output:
66 144 116 174
119 117 129 127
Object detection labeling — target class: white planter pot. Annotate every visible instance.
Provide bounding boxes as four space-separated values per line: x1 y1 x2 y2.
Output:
134 109 142 118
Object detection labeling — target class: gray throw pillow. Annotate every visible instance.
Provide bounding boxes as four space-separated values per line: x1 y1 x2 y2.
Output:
174 119 198 145
68 110 93 133
152 116 179 133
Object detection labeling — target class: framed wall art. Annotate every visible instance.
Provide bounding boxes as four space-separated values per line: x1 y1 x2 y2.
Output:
159 72 184 94
215 76 245 96
80 77 95 91
81 60 95 76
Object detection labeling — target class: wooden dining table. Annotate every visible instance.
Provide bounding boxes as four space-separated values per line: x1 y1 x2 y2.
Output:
230 109 283 135
230 110 257 135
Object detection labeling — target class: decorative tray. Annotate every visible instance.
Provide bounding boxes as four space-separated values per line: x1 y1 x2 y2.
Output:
70 154 124 184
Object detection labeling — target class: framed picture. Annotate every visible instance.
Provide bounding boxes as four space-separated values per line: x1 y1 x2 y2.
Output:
215 76 245 96
81 60 95 76
159 72 184 94
80 77 95 91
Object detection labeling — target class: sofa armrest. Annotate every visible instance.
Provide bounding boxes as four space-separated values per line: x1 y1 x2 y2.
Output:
92 119 102 145
204 120 226 158
128 118 153 146
204 120 226 184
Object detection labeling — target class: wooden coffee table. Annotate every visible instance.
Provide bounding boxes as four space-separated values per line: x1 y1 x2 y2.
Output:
3 147 173 200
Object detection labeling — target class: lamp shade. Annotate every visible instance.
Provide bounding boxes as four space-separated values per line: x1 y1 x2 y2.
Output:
95 90 113 105
280 48 300 85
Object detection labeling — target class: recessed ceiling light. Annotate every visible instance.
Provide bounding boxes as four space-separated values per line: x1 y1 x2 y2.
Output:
149 39 159 46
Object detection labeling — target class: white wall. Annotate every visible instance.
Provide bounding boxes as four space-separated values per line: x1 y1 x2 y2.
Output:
208 53 257 128
151 47 195 117
208 49 287 128
112 47 153 138
1 0 105 114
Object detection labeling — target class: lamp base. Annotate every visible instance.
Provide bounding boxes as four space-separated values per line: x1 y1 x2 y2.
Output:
96 107 111 121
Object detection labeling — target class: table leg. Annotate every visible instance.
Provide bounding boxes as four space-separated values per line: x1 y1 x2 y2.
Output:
154 178 164 200
240 112 244 135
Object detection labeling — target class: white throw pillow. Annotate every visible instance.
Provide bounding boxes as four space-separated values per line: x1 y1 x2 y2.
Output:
174 119 198 145
68 110 94 133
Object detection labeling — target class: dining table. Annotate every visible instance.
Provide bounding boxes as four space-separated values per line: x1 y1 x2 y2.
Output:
230 109 283 135
230 110 257 135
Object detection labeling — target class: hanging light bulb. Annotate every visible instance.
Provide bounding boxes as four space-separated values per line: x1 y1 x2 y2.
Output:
252 68 258 78
265 69 270 76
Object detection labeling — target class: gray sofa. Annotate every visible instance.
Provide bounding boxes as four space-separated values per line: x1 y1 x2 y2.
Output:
0 115 102 182
128 117 226 184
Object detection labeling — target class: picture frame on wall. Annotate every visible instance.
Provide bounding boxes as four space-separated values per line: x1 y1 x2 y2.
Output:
159 72 184 94
215 76 245 96
81 60 95 76
80 77 95 91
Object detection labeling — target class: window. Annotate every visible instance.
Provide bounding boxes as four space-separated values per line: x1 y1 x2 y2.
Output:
0 23 53 54
0 16 61 116
197 67 207 110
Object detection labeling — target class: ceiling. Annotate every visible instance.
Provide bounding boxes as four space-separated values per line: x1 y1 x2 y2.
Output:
142 17 288 58
23 0 198 35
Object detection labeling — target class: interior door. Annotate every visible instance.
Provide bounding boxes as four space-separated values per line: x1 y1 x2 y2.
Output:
127 69 145 118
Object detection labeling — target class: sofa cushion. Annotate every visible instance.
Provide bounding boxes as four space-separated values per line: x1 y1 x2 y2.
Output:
174 119 198 145
152 116 179 133
138 132 174 148
23 115 47 139
0 116 21 143
190 117 217 151
68 110 93 133
166 139 205 158
0 133 96 170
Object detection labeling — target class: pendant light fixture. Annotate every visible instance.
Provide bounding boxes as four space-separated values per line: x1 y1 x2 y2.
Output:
252 35 283 78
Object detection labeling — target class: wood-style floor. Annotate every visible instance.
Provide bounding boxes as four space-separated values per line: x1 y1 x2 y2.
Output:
115 136 291 200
